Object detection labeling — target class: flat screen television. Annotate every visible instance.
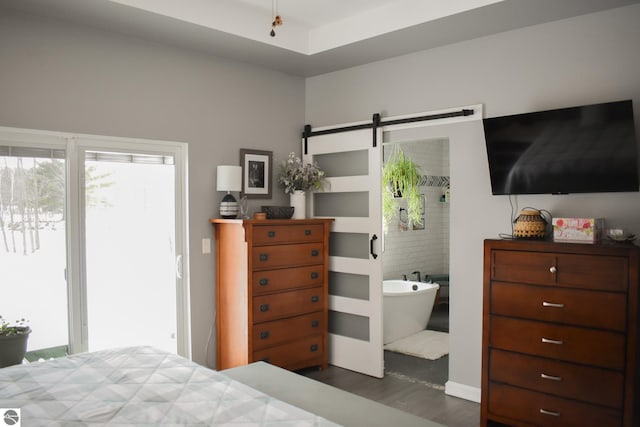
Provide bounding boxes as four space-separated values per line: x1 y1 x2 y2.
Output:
483 100 639 195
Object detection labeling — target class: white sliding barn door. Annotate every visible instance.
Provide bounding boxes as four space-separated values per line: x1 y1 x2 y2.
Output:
305 126 383 378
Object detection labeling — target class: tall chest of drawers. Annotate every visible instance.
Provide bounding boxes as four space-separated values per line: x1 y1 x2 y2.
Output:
211 218 333 371
482 239 639 427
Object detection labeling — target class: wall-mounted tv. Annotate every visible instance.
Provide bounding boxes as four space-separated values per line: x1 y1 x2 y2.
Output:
483 100 639 195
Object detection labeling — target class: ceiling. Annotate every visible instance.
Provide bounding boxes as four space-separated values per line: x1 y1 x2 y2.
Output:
2 0 639 76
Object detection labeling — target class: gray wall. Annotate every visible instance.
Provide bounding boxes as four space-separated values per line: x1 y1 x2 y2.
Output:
306 4 640 392
0 9 305 367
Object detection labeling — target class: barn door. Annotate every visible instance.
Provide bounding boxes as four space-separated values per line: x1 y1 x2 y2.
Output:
305 125 383 378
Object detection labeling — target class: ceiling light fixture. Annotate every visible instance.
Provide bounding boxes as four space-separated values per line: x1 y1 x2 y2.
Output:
270 0 283 37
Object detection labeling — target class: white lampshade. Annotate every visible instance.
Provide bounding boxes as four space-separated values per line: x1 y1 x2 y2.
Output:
216 165 242 192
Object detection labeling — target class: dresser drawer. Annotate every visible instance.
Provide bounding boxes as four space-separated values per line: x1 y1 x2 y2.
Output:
253 287 324 323
490 316 625 369
491 282 627 331
252 312 324 351
491 250 628 291
253 335 323 370
252 224 325 245
488 382 622 427
252 243 324 269
252 265 323 295
490 349 624 408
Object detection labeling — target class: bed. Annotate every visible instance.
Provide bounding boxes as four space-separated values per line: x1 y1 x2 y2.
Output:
0 346 439 426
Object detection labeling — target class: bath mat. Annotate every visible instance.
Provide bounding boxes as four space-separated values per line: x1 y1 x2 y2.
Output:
384 330 449 360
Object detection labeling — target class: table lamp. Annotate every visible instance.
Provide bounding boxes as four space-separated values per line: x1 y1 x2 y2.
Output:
216 165 242 219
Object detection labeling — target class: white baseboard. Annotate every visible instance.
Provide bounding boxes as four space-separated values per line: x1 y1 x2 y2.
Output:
444 381 481 403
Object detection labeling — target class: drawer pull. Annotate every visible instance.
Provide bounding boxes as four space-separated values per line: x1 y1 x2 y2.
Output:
311 320 320 327
310 344 319 352
305 229 312 235
540 408 560 417
311 249 319 257
549 266 557 273
540 373 562 381
541 337 563 345
311 295 320 303
268 231 276 238
310 272 319 279
259 253 269 261
260 304 270 312
260 331 270 339
542 301 564 308
259 278 269 286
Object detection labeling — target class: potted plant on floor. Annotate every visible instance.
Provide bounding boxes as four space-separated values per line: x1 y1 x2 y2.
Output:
0 315 31 368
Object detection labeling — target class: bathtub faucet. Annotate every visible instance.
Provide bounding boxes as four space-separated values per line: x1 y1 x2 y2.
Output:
411 271 421 282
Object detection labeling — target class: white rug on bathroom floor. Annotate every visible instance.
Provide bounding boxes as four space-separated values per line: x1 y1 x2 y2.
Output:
384 330 449 360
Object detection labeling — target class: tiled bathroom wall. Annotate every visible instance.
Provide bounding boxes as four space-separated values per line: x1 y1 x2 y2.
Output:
382 138 450 281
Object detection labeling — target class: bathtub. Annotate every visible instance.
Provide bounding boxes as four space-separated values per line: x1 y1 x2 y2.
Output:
383 280 440 344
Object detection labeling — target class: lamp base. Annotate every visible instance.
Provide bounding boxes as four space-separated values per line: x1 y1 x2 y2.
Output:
219 193 239 219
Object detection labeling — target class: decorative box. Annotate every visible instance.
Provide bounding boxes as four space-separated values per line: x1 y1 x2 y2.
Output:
552 217 604 243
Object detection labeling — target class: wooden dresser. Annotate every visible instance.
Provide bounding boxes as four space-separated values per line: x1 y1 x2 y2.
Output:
211 218 333 371
482 239 639 427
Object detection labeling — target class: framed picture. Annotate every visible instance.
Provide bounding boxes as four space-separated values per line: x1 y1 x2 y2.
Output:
240 149 272 199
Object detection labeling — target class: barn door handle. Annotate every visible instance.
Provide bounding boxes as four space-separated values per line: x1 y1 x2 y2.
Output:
370 234 378 259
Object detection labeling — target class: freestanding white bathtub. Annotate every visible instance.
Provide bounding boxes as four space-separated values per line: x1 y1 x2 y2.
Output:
383 280 440 344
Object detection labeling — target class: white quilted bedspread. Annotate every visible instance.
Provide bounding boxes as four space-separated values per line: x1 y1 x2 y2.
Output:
0 346 339 426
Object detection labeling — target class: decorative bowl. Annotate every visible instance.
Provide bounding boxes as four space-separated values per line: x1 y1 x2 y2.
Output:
261 206 294 219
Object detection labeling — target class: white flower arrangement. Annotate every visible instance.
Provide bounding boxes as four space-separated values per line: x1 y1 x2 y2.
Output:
278 152 327 195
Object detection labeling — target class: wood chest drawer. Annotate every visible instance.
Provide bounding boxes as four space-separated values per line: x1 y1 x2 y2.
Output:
251 265 323 295
490 281 627 331
489 349 624 408
482 240 639 427
488 383 622 427
490 316 625 370
212 218 333 372
251 242 324 269
252 312 324 351
252 286 324 323
491 250 628 292
251 224 325 245
253 335 324 370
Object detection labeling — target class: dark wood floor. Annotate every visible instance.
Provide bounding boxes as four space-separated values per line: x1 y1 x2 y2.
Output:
301 306 479 427
301 354 480 427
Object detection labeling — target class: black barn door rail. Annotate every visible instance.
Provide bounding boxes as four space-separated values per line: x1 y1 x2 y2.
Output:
303 108 474 153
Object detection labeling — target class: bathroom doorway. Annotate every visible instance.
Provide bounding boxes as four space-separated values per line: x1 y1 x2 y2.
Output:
381 135 450 388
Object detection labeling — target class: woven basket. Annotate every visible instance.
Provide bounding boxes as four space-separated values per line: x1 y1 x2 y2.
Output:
261 206 294 219
513 209 547 239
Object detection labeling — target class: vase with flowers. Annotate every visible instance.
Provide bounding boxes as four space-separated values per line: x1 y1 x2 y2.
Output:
278 152 327 219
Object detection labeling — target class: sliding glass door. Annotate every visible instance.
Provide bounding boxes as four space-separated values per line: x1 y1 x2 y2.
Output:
0 143 69 356
83 150 178 353
0 128 190 358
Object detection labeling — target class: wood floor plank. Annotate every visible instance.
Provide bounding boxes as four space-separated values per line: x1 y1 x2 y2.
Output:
300 352 479 427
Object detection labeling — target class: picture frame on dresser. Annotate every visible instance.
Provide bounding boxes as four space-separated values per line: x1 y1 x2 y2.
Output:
240 148 272 199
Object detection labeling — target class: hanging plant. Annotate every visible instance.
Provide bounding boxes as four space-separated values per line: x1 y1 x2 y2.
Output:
382 148 423 229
